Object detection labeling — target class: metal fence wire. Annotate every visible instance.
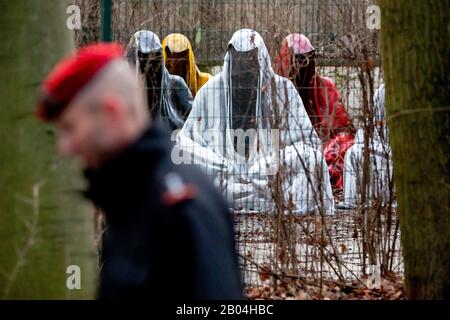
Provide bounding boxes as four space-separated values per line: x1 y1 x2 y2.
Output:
75 0 403 291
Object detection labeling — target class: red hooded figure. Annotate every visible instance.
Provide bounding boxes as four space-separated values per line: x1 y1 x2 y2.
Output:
274 33 355 190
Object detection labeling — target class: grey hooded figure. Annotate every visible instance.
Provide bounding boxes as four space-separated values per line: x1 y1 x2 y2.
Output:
125 30 193 130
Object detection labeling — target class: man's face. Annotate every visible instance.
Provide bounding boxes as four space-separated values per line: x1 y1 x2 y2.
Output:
56 100 109 169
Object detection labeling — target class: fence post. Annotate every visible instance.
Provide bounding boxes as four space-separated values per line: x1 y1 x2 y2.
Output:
100 0 112 42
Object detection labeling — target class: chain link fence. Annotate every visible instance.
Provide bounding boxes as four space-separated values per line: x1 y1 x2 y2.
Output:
74 0 402 296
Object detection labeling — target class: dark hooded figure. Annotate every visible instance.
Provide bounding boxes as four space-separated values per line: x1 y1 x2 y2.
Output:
229 46 259 158
125 30 193 130
274 33 356 190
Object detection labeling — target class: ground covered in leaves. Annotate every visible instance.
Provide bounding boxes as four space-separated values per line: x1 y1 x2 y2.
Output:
246 272 404 300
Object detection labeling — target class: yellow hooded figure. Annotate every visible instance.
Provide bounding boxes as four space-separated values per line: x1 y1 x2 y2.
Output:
162 33 212 97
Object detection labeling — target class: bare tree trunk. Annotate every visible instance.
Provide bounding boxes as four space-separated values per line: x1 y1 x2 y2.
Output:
0 0 96 299
380 0 449 299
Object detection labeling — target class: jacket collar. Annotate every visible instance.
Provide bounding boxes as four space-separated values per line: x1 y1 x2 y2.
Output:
83 121 172 210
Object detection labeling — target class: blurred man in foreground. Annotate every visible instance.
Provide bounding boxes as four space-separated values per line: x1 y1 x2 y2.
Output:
36 43 243 300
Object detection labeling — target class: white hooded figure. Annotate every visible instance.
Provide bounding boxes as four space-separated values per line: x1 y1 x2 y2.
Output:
343 84 394 207
173 29 334 215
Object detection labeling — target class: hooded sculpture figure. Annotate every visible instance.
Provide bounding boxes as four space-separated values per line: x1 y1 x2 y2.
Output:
274 33 356 190
175 29 334 215
162 33 212 97
125 30 193 130
343 84 394 207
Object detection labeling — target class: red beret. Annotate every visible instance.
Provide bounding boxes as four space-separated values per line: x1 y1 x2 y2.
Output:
36 42 125 121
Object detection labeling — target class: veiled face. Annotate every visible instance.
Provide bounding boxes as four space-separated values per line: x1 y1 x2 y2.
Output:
229 46 260 158
138 50 163 80
137 50 164 114
230 46 259 83
165 48 190 81
290 50 316 89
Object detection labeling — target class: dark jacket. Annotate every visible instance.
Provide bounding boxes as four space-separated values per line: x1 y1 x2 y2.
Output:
84 123 243 300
